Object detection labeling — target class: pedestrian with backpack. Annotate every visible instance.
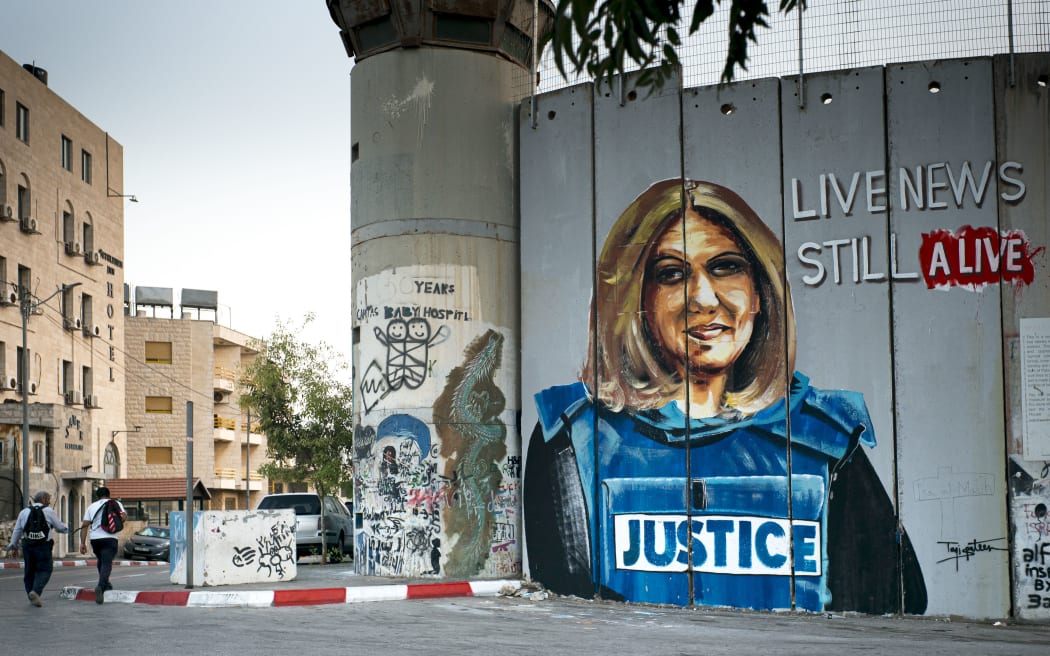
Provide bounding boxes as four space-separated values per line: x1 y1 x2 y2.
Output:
80 486 126 604
4 490 69 607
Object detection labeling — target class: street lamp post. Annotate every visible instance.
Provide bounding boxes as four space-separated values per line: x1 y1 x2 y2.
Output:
19 281 81 509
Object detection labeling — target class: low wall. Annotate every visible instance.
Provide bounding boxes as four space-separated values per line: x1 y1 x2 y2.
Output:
170 510 296 586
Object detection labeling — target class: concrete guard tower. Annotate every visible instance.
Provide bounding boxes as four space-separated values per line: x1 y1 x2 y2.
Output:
327 1 553 579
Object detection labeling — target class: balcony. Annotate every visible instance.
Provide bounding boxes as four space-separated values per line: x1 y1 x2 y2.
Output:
241 421 263 445
213 468 265 491
213 415 237 442
214 366 236 394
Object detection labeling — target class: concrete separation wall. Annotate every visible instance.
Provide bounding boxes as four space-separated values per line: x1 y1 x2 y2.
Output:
519 53 1050 621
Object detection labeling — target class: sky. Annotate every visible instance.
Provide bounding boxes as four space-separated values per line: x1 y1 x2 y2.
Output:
5 1 354 357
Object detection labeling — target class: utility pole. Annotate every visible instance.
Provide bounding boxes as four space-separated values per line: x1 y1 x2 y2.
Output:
18 281 80 509
244 407 251 510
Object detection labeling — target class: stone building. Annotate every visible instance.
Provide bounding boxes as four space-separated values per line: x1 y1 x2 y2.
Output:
0 49 130 543
120 289 268 520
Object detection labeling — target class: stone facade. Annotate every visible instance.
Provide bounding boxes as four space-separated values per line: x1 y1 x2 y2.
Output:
124 313 269 512
0 49 127 543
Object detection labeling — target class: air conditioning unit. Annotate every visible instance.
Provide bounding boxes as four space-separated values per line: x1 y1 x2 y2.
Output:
3 378 16 391
0 204 14 221
65 390 83 405
20 216 38 233
65 241 82 256
0 290 16 306
63 316 82 331
93 324 102 337
28 382 37 395
85 251 101 265
86 394 100 408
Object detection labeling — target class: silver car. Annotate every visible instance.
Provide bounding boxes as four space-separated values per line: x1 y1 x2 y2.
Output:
256 493 353 558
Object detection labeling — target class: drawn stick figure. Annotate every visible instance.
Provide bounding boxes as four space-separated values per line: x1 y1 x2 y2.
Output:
375 319 409 390
376 318 449 391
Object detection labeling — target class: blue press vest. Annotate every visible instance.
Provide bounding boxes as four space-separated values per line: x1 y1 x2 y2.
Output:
534 373 875 611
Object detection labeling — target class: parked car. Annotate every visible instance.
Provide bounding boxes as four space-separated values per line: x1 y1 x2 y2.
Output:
257 493 353 558
122 525 171 561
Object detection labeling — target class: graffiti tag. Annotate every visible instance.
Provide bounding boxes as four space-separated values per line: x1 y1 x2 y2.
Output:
936 537 1008 570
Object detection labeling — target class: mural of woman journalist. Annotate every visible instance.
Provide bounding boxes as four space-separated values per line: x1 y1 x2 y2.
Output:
525 179 926 614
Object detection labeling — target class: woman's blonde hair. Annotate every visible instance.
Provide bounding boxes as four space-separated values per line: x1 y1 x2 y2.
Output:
581 179 795 415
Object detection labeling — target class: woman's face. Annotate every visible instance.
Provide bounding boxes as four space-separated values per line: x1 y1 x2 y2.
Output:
642 209 760 379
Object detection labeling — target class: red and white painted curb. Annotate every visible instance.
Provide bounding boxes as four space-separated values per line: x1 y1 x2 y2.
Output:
60 579 522 608
1 559 166 569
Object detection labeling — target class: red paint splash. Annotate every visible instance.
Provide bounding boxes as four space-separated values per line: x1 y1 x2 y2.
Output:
918 225 1045 290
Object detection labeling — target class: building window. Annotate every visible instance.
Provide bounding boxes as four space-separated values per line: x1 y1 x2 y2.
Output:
62 360 74 395
82 365 93 399
0 439 5 464
145 446 173 465
104 443 119 478
62 285 76 323
15 103 29 143
145 341 173 364
17 265 30 301
61 135 73 171
81 150 92 184
63 210 74 244
83 221 94 254
81 293 93 328
0 88 4 126
145 396 173 414
32 440 44 467
17 184 29 220
0 340 6 381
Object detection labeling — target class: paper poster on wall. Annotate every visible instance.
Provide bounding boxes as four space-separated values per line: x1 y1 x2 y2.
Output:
1021 318 1050 460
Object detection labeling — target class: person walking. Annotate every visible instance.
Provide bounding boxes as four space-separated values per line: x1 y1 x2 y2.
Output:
4 491 69 607
80 486 126 604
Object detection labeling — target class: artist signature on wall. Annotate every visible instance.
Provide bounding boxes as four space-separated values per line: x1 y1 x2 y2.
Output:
937 537 1008 570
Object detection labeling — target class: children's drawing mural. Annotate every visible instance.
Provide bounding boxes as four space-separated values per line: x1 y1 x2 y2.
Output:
524 180 926 613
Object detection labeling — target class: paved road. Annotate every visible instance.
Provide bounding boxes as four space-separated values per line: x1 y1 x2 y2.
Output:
4 566 1049 655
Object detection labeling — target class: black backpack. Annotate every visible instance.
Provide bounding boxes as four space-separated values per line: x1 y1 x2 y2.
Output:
23 506 50 544
98 499 124 534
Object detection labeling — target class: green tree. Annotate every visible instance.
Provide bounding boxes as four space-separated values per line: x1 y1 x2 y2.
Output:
241 315 354 564
547 0 804 90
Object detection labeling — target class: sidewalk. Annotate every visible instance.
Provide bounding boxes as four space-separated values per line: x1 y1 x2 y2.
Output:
38 557 525 608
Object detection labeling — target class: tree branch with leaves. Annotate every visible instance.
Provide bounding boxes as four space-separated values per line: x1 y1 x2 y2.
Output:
240 315 354 563
546 0 804 91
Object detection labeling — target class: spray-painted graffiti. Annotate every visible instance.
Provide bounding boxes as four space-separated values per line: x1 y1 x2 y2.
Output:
375 318 451 391
356 268 483 416
919 227 1043 290
354 266 520 579
434 329 508 578
360 361 390 414
1022 542 1050 609
355 410 520 578
936 537 1008 570
356 414 446 577
524 180 927 613
1013 497 1050 617
230 521 295 578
